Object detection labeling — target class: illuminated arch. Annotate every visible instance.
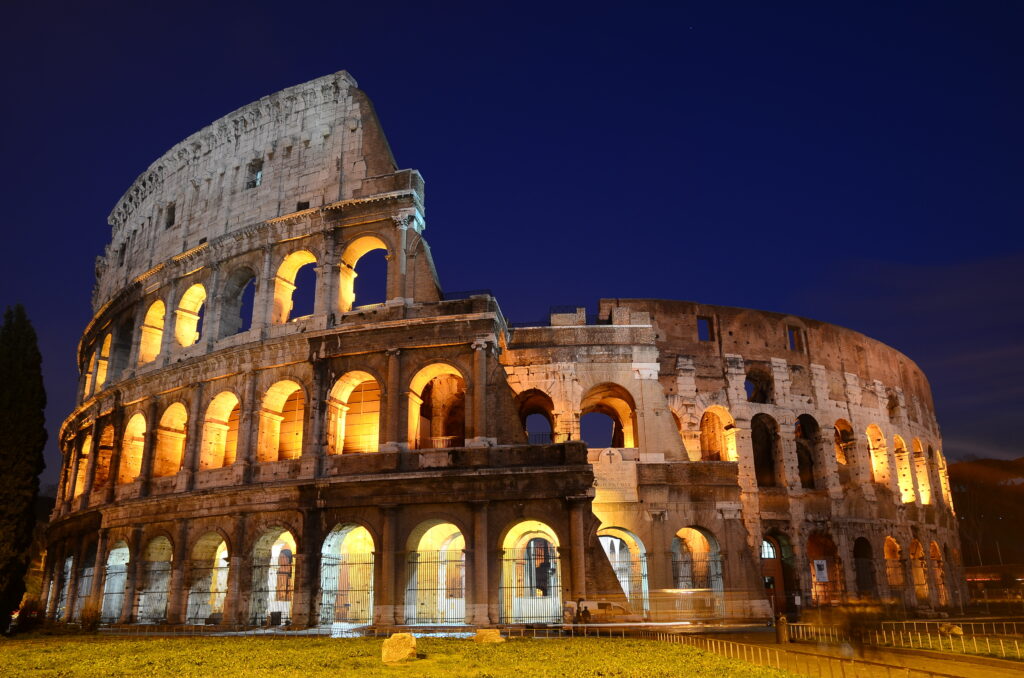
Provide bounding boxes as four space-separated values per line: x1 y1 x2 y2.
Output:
250 528 297 625
912 438 932 504
153 402 188 477
72 435 92 499
138 300 166 364
118 412 147 484
807 531 844 604
865 424 889 485
137 536 173 623
100 540 130 623
320 524 375 626
929 541 948 607
327 371 380 454
884 536 905 600
93 425 115 489
699 406 736 462
499 520 562 624
580 382 637 448
199 391 241 469
218 266 257 338
909 539 930 605
671 526 724 617
832 419 854 485
597 526 649 613
174 283 207 347
338 235 389 312
258 380 305 462
404 520 466 624
893 435 915 503
407 363 466 449
515 388 556 444
185 533 229 624
272 250 317 324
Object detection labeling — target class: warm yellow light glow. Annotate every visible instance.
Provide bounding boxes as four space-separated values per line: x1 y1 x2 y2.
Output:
174 283 207 347
139 301 166 364
200 391 241 469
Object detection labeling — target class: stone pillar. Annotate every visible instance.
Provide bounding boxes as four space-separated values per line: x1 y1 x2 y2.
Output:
233 371 258 485
291 510 320 626
301 362 326 478
39 553 55 619
64 540 85 621
89 528 109 611
777 428 798 490
45 541 65 619
313 232 336 320
156 288 177 368
394 215 410 301
569 497 588 601
253 246 274 334
203 264 222 352
468 338 490 444
64 442 82 516
469 501 490 625
374 505 398 625
383 349 403 449
166 521 190 624
120 527 143 623
79 418 103 508
224 516 246 626
137 399 159 497
178 382 204 492
105 411 125 504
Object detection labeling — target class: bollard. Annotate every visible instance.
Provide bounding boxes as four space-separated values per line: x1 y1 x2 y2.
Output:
776 615 789 644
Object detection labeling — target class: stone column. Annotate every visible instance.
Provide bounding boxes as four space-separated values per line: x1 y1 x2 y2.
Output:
45 541 65 619
467 338 492 445
156 288 177 368
137 399 159 497
233 371 258 485
64 442 82 516
166 521 190 624
469 501 490 625
394 215 410 302
374 505 398 625
776 428 798 490
203 264 222 352
568 497 588 601
120 527 143 623
105 409 125 504
224 516 246 626
313 232 336 320
39 553 55 619
383 349 403 449
301 362 326 479
89 528 109 611
79 418 103 509
178 382 204 492
291 510 320 626
253 246 274 334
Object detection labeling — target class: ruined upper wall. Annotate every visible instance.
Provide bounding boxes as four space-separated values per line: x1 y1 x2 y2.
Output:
599 298 937 423
93 71 407 311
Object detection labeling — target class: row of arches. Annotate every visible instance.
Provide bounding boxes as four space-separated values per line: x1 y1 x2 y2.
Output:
81 236 391 398
57 519 565 627
759 531 954 614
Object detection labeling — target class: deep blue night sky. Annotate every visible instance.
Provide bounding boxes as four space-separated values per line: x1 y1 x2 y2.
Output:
2 1 1021 488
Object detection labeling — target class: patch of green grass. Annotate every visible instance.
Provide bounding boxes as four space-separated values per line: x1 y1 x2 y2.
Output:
0 635 792 677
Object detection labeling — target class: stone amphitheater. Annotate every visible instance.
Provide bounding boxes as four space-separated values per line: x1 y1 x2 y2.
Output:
43 71 963 629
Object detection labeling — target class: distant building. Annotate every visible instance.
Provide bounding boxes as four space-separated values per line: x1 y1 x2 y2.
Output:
45 71 963 627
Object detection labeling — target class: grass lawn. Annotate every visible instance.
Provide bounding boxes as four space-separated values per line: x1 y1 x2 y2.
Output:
0 635 791 677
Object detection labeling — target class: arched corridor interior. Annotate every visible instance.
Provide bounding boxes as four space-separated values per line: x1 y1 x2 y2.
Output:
137 536 173 623
405 522 466 624
100 542 130 623
185 534 229 624
250 530 296 625
671 527 724 618
320 524 374 626
500 521 561 624
598 527 649 614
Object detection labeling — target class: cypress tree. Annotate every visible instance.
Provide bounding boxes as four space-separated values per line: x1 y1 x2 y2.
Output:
0 305 47 632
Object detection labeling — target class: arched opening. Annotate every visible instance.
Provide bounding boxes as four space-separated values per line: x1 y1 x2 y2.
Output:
92 334 111 393
83 350 97 398
258 380 304 462
893 435 915 503
580 383 637 448
174 283 207 347
866 424 889 485
250 529 297 625
515 389 556 444
405 521 466 624
499 520 562 624
884 536 905 602
912 439 932 504
320 524 374 627
598 527 649 614
138 300 165 364
671 527 724 618
100 541 130 623
408 364 466 450
853 537 877 597
795 415 821 489
909 539 930 606
93 425 114 489
929 542 948 607
137 536 173 623
744 366 773 404
199 391 241 469
832 420 854 485
73 435 92 499
71 542 97 621
185 534 229 624
807 532 844 606
272 250 317 324
153 403 188 477
118 413 147 484
338 235 389 312
935 448 953 508
54 553 74 620
327 372 380 455
696 409 737 462
218 267 258 338
751 414 781 487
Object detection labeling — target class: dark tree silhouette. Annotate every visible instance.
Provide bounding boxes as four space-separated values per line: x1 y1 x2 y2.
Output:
0 305 47 632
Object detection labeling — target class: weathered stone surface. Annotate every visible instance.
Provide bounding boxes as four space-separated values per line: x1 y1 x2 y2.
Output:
473 629 505 644
382 633 417 662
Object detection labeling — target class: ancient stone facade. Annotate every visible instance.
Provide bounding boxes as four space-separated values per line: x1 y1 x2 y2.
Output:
44 71 963 629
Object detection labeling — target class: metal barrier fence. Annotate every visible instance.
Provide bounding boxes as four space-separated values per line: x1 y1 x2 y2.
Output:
320 554 374 625
879 619 1022 637
405 550 466 624
789 621 1024 661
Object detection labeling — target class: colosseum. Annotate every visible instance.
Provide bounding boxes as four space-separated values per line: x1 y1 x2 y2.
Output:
43 71 963 630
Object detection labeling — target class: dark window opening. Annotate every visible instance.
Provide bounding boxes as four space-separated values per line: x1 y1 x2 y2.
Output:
290 263 317 318
117 244 127 267
296 201 310 211
745 368 773 404
165 203 176 229
581 411 618 448
697 316 714 342
787 325 804 352
245 159 264 189
887 394 900 421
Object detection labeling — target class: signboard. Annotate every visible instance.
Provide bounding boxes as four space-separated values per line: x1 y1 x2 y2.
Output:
813 559 829 582
592 449 638 503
